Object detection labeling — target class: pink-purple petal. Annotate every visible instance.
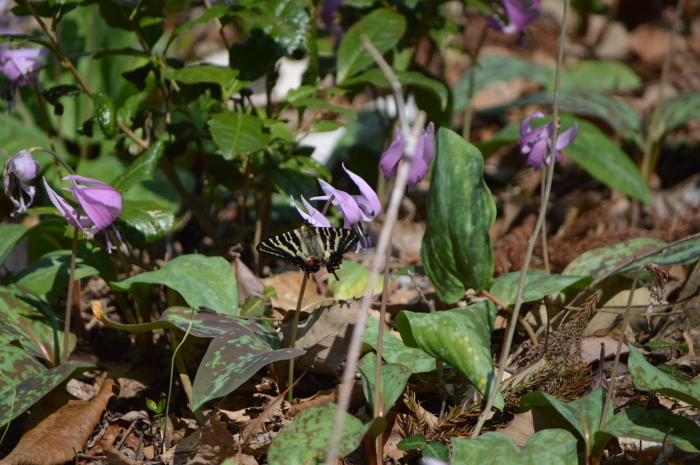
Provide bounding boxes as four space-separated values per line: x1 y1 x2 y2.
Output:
423 122 435 165
379 128 405 179
342 163 381 219
407 129 427 185
43 178 83 230
295 195 332 227
555 122 579 150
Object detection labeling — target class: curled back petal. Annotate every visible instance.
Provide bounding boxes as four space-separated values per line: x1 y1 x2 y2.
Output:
294 195 332 228
407 129 428 185
342 163 381 219
43 178 84 230
317 179 362 225
555 122 579 150
67 178 119 231
519 111 545 137
378 128 405 179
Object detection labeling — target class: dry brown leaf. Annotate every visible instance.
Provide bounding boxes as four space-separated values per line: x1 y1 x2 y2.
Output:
382 413 408 462
240 394 289 444
496 411 535 447
188 417 235 465
585 288 662 337
262 270 324 313
0 379 118 465
581 335 626 365
99 438 141 465
234 257 264 305
289 388 337 416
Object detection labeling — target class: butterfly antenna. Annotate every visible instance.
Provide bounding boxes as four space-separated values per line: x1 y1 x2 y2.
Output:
332 271 340 281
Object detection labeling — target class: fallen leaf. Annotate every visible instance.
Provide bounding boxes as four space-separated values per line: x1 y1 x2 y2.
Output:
262 270 324 313
235 257 264 305
99 438 141 465
581 335 626 365
496 410 535 447
188 417 236 465
0 379 118 465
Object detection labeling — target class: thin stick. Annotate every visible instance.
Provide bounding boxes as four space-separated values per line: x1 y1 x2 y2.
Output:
323 37 425 465
600 262 650 429
540 170 550 274
61 226 80 365
288 272 309 402
462 23 489 141
471 0 570 437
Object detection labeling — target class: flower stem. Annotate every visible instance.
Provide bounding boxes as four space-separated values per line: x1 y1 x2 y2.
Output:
61 226 80 365
462 23 489 141
288 272 309 402
28 147 77 176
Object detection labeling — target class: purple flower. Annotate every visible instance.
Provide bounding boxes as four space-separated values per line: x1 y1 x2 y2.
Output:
379 122 435 186
44 175 123 252
310 164 381 248
486 0 541 35
518 112 579 168
0 46 47 110
3 150 40 215
293 195 332 228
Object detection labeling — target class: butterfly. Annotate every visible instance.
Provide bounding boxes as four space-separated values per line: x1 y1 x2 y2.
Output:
256 223 360 280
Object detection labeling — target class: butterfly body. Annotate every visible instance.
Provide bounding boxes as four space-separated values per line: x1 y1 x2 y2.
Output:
256 223 360 279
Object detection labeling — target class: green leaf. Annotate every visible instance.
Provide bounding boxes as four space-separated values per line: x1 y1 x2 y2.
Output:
81 0 133 30
288 97 357 119
421 128 495 303
342 68 449 110
656 91 700 138
627 344 700 409
117 199 175 248
520 388 613 458
451 429 578 464
191 333 302 410
112 254 238 314
603 405 700 452
563 116 651 205
363 318 435 374
110 140 166 193
358 352 411 414
396 434 426 452
92 93 119 139
0 224 29 268
489 270 591 306
453 55 554 112
168 4 229 47
146 398 159 413
563 238 668 278
0 344 46 391
423 442 449 461
267 402 379 465
139 16 164 50
0 114 71 163
0 361 92 428
554 59 642 93
164 65 240 87
326 261 384 300
336 8 406 84
396 301 504 410
625 236 700 272
240 296 265 318
208 112 270 160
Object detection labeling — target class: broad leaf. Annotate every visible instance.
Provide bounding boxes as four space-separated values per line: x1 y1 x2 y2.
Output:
358 352 411 414
421 128 495 303
451 429 578 464
396 301 504 410
627 344 700 409
288 97 357 119
489 270 591 306
554 59 641 93
0 344 46 390
117 199 175 248
209 112 270 160
656 91 700 138
168 4 229 47
0 224 29 268
336 8 406 84
520 388 613 458
111 140 166 193
111 254 238 315
326 261 384 300
603 405 700 452
164 65 240 87
342 68 449 110
267 402 379 465
397 434 426 451
363 318 435 374
563 238 668 278
423 442 449 461
0 361 92 428
92 93 119 139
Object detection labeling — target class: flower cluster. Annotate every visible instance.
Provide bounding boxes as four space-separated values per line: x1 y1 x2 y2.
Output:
518 112 579 168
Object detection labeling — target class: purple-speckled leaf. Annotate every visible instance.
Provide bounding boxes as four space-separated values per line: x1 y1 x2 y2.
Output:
191 333 303 410
0 360 93 427
0 344 45 390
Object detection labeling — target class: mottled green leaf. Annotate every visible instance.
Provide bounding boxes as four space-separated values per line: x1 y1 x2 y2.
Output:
327 261 384 300
209 112 270 160
0 224 29 268
111 140 166 193
191 333 303 410
336 8 406 84
555 60 641 93
396 301 503 410
421 128 495 303
358 352 410 414
268 402 379 465
489 270 590 306
520 388 613 458
0 361 93 427
240 296 265 318
0 344 46 390
92 93 119 139
164 65 240 87
342 68 449 110
117 199 175 248
603 405 700 452
451 429 578 464
111 254 238 315
623 236 700 273
563 238 668 278
397 434 426 451
656 91 700 138
363 318 435 374
627 344 700 409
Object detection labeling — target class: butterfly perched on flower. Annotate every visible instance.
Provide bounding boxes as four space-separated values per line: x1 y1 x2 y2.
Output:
256 223 360 280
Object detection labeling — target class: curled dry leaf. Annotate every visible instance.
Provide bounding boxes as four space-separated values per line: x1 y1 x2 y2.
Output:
0 378 118 465
235 257 264 305
189 417 236 465
99 438 141 465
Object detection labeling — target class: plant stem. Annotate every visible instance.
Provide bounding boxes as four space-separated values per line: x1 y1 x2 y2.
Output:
599 262 649 429
471 0 570 438
288 272 309 402
540 170 550 274
461 23 489 141
61 226 80 365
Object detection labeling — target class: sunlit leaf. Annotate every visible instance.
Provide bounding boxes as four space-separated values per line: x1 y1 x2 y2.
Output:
209 112 270 160
563 238 668 278
554 59 642 93
358 352 411 414
92 93 119 139
363 318 435 374
111 140 166 193
117 199 175 248
327 261 384 300
489 270 591 305
0 344 46 391
604 405 700 452
451 429 578 463
397 434 426 451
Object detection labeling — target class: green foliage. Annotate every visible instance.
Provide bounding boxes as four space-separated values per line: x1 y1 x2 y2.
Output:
396 300 504 410
358 351 411 414
208 112 270 160
326 261 385 299
423 442 449 461
397 434 426 451
489 269 590 305
363 318 435 374
451 429 579 463
421 128 496 303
